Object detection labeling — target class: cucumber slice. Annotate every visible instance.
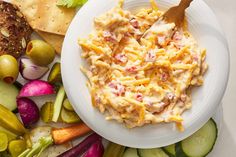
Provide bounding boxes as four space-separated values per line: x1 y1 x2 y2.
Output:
0 81 20 111
163 144 176 157
138 148 169 157
123 148 139 157
40 102 54 123
60 107 80 123
63 98 74 111
180 119 217 157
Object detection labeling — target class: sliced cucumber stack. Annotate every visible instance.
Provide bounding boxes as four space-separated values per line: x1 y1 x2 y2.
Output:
0 81 21 112
176 119 217 157
122 119 217 157
138 148 169 157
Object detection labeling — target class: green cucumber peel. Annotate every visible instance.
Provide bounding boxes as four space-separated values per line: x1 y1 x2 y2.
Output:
52 86 65 122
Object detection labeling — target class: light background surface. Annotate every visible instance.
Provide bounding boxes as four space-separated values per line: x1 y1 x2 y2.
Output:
204 0 236 156
8 0 236 155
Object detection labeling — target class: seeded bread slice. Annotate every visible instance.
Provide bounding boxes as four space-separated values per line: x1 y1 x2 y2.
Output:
0 1 32 58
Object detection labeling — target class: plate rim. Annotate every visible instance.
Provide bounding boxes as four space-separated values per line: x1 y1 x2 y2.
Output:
61 0 230 148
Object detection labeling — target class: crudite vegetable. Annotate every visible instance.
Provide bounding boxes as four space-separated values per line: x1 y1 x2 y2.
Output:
17 98 40 127
0 104 26 135
8 139 27 157
52 123 92 145
26 40 55 66
19 58 49 80
0 55 19 84
83 140 104 157
57 0 87 8
103 142 125 157
0 81 20 112
52 86 65 122
57 133 102 157
18 80 55 98
18 124 92 157
0 132 8 152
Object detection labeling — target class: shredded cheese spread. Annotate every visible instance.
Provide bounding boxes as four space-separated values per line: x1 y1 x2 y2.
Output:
78 0 208 130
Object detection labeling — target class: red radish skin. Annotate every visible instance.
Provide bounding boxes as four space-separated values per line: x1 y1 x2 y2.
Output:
17 97 40 127
19 58 49 80
83 140 104 157
18 80 55 98
57 133 102 157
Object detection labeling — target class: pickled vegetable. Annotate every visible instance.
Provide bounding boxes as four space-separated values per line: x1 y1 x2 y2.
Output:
8 140 27 157
0 132 8 152
103 142 126 157
26 40 55 66
63 98 74 111
40 102 54 123
17 98 40 127
47 62 62 85
52 86 65 122
0 55 19 84
0 126 17 141
0 104 26 135
61 107 80 123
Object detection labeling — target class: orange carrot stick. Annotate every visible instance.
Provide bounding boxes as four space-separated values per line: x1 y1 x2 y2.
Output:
52 123 92 145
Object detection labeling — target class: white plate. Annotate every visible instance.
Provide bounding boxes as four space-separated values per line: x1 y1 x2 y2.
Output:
61 0 230 148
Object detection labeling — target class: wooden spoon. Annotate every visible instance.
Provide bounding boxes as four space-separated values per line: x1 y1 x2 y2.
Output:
142 0 193 37
163 0 193 27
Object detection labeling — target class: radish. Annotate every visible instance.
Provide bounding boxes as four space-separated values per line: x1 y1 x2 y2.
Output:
83 140 104 157
57 133 102 157
18 80 55 98
17 97 40 127
19 58 49 80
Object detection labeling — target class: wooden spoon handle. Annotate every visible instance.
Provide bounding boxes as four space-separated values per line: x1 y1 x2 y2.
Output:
179 0 193 9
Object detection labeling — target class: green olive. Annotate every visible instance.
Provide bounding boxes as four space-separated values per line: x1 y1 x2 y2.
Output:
26 40 55 66
0 55 19 84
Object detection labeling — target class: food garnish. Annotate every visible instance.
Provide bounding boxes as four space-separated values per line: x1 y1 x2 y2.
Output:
0 55 19 84
26 40 55 66
57 0 88 8
18 80 55 98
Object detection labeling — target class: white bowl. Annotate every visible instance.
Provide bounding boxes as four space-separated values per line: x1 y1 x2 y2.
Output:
61 0 230 148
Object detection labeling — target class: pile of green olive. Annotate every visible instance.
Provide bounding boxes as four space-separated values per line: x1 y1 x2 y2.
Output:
0 55 19 84
26 40 55 66
0 40 55 84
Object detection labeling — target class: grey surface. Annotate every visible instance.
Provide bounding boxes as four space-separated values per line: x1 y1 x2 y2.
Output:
203 0 236 156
